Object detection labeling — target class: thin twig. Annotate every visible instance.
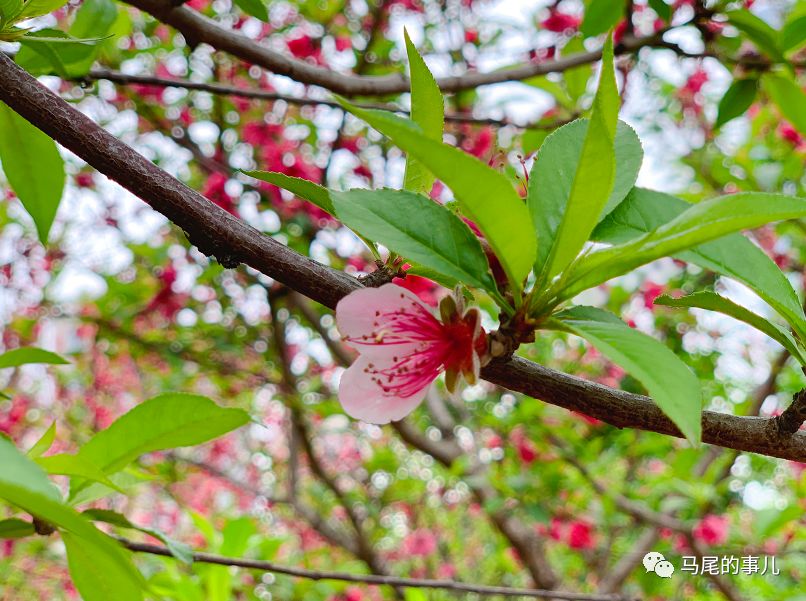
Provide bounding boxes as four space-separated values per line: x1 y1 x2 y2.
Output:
83 69 569 130
119 538 635 600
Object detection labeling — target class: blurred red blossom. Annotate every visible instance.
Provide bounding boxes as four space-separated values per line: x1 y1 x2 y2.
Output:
693 514 729 546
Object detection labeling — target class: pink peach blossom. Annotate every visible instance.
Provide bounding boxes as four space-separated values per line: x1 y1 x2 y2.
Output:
402 529 438 557
693 514 729 546
336 284 487 423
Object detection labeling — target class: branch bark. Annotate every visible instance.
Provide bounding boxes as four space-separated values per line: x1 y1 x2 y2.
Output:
122 0 671 96
119 538 635 600
84 68 569 129
1 52 805 462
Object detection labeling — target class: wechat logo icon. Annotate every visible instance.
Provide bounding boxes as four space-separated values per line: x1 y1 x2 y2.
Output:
643 551 675 578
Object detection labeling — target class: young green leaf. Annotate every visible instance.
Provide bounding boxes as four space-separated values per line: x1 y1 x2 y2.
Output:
0 436 62 503
75 393 250 476
548 306 702 444
763 74 806 137
536 34 619 284
592 188 806 341
0 347 68 369
0 518 35 539
335 99 536 291
0 0 23 21
528 119 642 273
16 0 118 78
562 36 591 104
241 171 334 215
207 518 258 601
655 292 806 365
17 0 68 19
0 437 144 592
233 0 268 21
403 30 444 195
782 13 806 52
63 531 144 601
0 102 65 244
581 0 623 37
83 509 194 564
36 454 125 493
648 0 671 22
27 422 57 459
561 192 806 303
331 188 497 295
726 10 785 63
68 469 153 507
715 78 758 128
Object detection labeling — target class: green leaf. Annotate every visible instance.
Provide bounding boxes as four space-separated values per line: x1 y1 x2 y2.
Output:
562 36 591 105
207 518 256 601
76 393 250 476
63 531 143 601
83 509 194 565
0 0 23 21
241 171 334 215
522 75 574 111
763 74 806 137
549 306 702 444
18 0 67 18
233 0 268 21
715 78 758 128
782 13 806 52
648 0 671 22
17 34 70 79
0 517 34 539
726 10 785 62
36 454 125 493
403 29 444 195
0 436 61 503
335 99 536 291
0 102 65 244
581 0 624 37
71 0 117 39
0 437 143 592
562 192 806 302
331 188 497 294
27 422 56 459
19 34 111 44
528 119 642 274
522 128 549 155
655 292 806 365
68 469 152 507
17 0 119 77
535 35 619 284
0 347 68 369
593 188 806 342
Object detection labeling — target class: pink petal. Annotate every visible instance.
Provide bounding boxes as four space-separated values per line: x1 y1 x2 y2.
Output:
336 283 432 359
338 356 430 424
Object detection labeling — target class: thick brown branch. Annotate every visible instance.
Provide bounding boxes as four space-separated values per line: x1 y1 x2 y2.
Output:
482 358 806 462
775 389 806 435
120 538 633 600
2 52 805 462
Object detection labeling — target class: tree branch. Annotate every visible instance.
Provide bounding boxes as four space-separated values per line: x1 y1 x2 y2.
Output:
2 52 805 461
84 68 567 129
119 538 635 600
122 0 673 96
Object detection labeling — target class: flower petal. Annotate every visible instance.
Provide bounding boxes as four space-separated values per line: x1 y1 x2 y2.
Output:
336 283 435 359
338 356 430 424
